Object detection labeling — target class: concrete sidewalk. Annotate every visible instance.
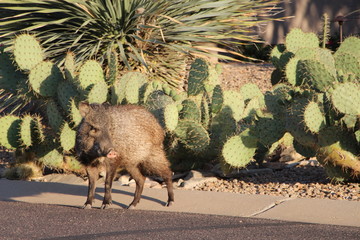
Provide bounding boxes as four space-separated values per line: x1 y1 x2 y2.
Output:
0 176 359 228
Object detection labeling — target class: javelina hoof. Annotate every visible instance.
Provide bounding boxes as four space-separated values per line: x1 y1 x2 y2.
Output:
127 204 136 210
100 203 111 209
166 201 174 207
82 204 92 209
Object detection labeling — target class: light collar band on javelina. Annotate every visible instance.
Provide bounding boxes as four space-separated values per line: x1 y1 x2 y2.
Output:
75 102 174 209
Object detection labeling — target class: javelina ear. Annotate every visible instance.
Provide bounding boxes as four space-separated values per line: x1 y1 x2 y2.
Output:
78 102 90 117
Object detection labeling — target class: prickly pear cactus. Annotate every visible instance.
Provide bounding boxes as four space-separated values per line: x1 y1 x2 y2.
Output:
285 28 319 53
0 33 116 174
13 34 44 71
265 29 360 182
0 115 21 150
28 61 63 97
222 129 257 168
77 60 105 90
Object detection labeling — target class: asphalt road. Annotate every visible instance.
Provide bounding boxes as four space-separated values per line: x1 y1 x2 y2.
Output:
0 201 359 240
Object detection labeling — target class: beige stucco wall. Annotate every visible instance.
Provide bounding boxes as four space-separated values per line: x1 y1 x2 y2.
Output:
260 0 360 44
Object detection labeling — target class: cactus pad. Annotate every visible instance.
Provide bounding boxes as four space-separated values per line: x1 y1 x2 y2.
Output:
270 44 286 69
0 115 21 149
29 61 62 97
285 28 319 53
38 148 64 169
239 83 263 102
13 34 44 71
68 99 82 126
57 81 79 112
253 117 286 146
297 59 336 91
335 36 360 57
0 51 24 92
124 72 147 104
222 129 257 168
223 90 245 121
331 82 360 115
285 57 301 86
174 120 210 153
31 115 45 143
188 58 209 96
19 115 34 148
64 52 76 82
164 103 179 132
107 51 119 85
243 97 263 119
201 96 210 128
285 97 317 147
334 53 360 78
303 101 325 133
46 101 64 131
78 60 105 90
112 72 147 104
87 81 108 104
60 122 76 151
180 99 201 122
293 140 316 158
211 85 224 114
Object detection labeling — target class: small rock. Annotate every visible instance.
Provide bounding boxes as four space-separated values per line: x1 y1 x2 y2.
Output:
183 170 215 181
117 174 132 186
182 177 218 190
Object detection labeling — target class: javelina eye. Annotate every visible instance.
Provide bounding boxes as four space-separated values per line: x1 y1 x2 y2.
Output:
89 126 99 137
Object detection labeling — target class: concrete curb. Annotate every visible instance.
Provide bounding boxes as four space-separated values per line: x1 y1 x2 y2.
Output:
1 178 359 227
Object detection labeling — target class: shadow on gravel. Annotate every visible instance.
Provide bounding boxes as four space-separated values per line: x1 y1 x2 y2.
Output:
234 166 330 185
0 179 166 208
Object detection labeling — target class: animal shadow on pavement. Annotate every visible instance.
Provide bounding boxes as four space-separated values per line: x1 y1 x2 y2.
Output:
0 179 166 209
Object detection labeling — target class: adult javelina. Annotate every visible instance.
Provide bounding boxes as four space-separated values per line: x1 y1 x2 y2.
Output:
75 102 174 209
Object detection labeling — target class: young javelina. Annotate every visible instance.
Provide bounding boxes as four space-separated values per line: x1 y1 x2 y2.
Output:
75 102 174 209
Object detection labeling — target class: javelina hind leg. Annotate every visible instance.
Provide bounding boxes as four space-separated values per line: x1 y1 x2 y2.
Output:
83 166 100 209
100 160 118 209
147 150 174 206
162 171 174 207
126 166 146 209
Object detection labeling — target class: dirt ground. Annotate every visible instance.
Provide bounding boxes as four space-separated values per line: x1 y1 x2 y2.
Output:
219 62 274 92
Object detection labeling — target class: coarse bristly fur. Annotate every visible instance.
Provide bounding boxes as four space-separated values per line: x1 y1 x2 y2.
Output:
75 102 174 209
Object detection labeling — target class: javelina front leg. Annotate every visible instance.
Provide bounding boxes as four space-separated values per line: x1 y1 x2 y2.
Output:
83 166 100 209
100 160 118 209
126 166 146 209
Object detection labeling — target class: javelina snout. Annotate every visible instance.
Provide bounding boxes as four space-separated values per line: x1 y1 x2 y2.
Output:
75 102 174 209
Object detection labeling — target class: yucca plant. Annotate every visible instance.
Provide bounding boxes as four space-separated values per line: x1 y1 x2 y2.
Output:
0 0 281 85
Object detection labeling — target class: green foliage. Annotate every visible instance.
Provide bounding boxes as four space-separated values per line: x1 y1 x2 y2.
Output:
0 0 282 89
4 28 358 182
268 29 360 182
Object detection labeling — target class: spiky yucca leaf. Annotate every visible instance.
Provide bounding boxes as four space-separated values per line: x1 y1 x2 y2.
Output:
0 0 282 68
